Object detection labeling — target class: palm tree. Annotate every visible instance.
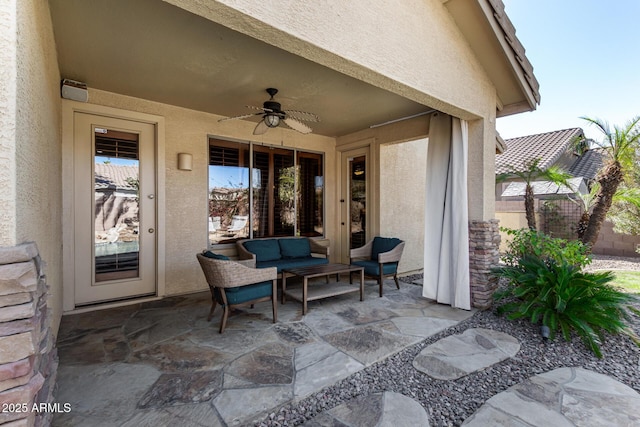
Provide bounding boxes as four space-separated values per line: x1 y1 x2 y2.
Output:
577 116 640 247
570 182 599 240
497 158 573 230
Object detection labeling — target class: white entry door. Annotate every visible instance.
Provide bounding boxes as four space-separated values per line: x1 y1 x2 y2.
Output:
73 112 157 305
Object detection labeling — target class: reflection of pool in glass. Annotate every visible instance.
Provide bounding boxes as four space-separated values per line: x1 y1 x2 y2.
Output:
95 241 139 256
95 241 139 281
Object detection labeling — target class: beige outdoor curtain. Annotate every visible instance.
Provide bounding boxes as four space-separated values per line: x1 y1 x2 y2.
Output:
422 112 471 310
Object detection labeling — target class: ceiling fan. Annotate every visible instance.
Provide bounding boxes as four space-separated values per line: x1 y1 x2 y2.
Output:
219 88 319 135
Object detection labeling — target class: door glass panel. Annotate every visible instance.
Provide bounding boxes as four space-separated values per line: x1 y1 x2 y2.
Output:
94 129 140 282
296 152 323 237
252 146 295 237
252 150 270 238
350 156 366 249
208 140 250 244
274 152 295 236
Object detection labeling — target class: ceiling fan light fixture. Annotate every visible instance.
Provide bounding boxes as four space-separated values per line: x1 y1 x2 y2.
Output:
264 114 280 128
222 88 317 135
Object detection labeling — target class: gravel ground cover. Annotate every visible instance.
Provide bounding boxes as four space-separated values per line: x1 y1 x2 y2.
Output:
256 256 640 427
586 254 640 272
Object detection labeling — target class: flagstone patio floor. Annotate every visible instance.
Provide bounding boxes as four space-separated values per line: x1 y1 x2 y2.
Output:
51 274 640 426
52 277 474 426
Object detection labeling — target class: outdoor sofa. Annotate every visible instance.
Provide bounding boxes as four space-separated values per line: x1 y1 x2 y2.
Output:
236 237 330 276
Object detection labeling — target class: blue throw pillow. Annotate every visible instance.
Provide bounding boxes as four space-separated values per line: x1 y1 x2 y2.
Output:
202 250 230 260
279 238 311 258
243 239 281 262
371 237 401 261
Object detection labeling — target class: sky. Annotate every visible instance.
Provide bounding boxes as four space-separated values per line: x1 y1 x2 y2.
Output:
496 0 640 141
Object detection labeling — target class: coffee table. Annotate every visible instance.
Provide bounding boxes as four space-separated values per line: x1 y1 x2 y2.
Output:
281 263 365 314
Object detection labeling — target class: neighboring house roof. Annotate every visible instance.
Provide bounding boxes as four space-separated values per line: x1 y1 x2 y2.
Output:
496 127 583 175
568 148 606 180
501 176 588 197
95 164 138 191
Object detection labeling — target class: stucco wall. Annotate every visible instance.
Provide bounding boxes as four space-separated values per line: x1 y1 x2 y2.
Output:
379 139 427 274
6 0 62 332
468 115 497 221
169 0 496 122
0 0 18 245
83 89 336 297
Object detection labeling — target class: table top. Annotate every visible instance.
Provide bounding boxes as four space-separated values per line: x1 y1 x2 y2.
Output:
282 263 363 276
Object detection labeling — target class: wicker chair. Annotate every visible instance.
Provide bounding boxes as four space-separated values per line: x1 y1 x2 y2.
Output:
350 237 405 297
196 253 278 333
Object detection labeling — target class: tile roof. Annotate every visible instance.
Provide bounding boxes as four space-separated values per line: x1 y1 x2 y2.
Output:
568 148 606 180
496 128 583 175
95 163 138 191
489 0 540 105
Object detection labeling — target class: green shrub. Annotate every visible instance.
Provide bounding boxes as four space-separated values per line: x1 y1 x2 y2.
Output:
493 256 639 358
501 227 591 268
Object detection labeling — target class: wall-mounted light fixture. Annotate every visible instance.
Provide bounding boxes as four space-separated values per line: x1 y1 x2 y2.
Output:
177 153 193 171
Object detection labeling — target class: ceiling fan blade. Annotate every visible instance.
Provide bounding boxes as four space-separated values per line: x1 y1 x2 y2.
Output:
245 105 275 113
218 112 260 122
283 118 312 134
253 119 269 135
284 110 320 122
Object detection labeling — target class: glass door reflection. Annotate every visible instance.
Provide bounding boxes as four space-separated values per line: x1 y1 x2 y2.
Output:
350 156 366 249
94 128 140 282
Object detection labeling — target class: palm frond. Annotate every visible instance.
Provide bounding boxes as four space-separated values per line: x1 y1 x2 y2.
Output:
581 115 640 162
613 187 640 209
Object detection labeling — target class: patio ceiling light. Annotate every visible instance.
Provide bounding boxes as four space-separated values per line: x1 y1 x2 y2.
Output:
264 114 280 128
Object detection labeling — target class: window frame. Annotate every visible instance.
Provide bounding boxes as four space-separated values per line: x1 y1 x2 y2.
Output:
207 136 325 248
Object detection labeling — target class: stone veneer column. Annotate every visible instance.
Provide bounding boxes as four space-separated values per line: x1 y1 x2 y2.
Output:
468 219 501 309
0 243 58 426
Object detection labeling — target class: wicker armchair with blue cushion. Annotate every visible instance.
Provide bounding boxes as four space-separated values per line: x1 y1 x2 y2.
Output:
197 251 278 333
350 237 405 297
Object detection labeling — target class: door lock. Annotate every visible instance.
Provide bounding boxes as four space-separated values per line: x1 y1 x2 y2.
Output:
148 228 155 233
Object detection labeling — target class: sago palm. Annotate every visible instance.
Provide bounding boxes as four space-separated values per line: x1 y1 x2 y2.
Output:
577 116 640 247
497 158 573 230
493 256 639 358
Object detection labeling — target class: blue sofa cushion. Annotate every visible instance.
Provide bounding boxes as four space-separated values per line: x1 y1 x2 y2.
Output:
202 250 230 260
258 256 328 273
214 280 273 306
352 260 398 276
371 237 402 261
243 239 281 262
279 238 311 258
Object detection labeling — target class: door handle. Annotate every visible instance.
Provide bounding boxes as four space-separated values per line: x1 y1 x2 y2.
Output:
148 194 155 199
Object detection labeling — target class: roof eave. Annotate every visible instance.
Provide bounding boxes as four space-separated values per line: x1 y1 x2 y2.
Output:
481 0 540 115
445 0 540 117
495 132 507 154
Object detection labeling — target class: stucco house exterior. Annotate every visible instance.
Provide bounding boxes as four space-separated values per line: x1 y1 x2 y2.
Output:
0 0 540 416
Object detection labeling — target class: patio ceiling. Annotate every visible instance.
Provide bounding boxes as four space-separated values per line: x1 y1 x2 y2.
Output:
49 0 432 138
